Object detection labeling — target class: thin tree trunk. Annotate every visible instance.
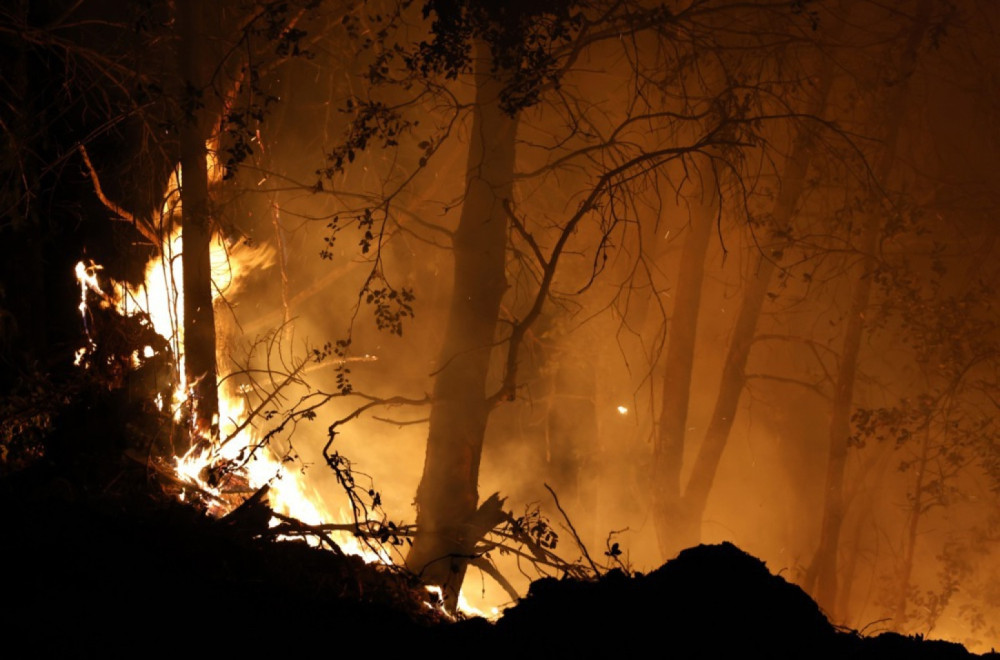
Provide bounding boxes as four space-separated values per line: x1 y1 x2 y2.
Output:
806 0 931 615
547 347 599 544
177 0 218 436
662 63 835 555
806 210 881 610
894 425 931 629
836 490 869 623
406 42 516 609
835 431 894 621
651 155 718 557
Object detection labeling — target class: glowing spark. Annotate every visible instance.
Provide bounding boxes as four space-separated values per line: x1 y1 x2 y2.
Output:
617 405 628 415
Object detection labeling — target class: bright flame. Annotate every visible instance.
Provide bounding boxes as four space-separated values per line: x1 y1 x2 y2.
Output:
617 405 628 415
424 585 448 614
73 152 498 613
73 162 389 569
75 260 106 303
458 590 500 619
75 260 106 354
124 229 359 538
118 226 274 372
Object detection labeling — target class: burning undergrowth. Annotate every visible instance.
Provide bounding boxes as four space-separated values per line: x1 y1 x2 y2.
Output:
0 293 444 652
0 239 996 658
2 329 997 657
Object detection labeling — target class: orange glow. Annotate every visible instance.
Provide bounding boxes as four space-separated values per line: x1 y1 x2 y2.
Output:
73 175 392 567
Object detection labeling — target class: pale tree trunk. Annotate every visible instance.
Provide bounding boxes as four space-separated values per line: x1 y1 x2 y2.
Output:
176 0 219 437
407 43 516 608
654 61 836 558
806 0 931 616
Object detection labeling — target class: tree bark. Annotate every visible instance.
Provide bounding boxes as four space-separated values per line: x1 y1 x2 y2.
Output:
406 42 516 609
176 0 219 437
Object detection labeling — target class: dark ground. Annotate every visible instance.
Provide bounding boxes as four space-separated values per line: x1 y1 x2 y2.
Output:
1 376 997 658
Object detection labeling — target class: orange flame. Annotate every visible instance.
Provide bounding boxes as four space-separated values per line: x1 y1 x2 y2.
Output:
73 160 388 565
74 153 505 614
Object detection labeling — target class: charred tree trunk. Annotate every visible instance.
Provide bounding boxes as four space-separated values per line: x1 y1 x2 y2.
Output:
176 0 218 437
806 0 930 615
407 43 515 608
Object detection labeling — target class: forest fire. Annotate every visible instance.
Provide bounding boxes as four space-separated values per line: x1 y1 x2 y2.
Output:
72 228 387 562
6 0 1000 655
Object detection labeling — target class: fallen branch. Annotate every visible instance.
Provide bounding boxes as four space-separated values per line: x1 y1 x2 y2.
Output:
126 449 226 505
266 510 346 556
78 144 159 246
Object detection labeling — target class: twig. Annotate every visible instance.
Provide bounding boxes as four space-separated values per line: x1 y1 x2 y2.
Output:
469 556 520 604
475 538 581 578
266 511 346 555
544 482 600 577
371 415 429 427
126 449 226 504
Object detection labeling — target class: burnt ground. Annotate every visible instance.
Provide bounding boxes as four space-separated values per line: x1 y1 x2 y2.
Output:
1 381 997 658
4 477 998 657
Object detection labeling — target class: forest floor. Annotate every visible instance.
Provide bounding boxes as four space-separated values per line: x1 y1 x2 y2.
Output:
1 375 997 658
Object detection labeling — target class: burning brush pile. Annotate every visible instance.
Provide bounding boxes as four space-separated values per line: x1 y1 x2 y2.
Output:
0 254 997 658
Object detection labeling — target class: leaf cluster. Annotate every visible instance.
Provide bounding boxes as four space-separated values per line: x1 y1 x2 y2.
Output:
319 99 412 176
415 0 585 114
324 448 412 556
505 508 559 551
319 208 379 258
363 277 415 337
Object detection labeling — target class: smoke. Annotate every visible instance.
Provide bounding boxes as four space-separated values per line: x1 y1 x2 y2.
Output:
200 1 1000 650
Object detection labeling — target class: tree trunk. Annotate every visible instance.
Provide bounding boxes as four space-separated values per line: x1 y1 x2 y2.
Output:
835 434 893 621
894 425 931 629
0 3 47 390
547 346 599 544
806 210 881 611
805 0 930 615
406 43 516 609
651 155 718 557
655 63 835 557
176 0 219 437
